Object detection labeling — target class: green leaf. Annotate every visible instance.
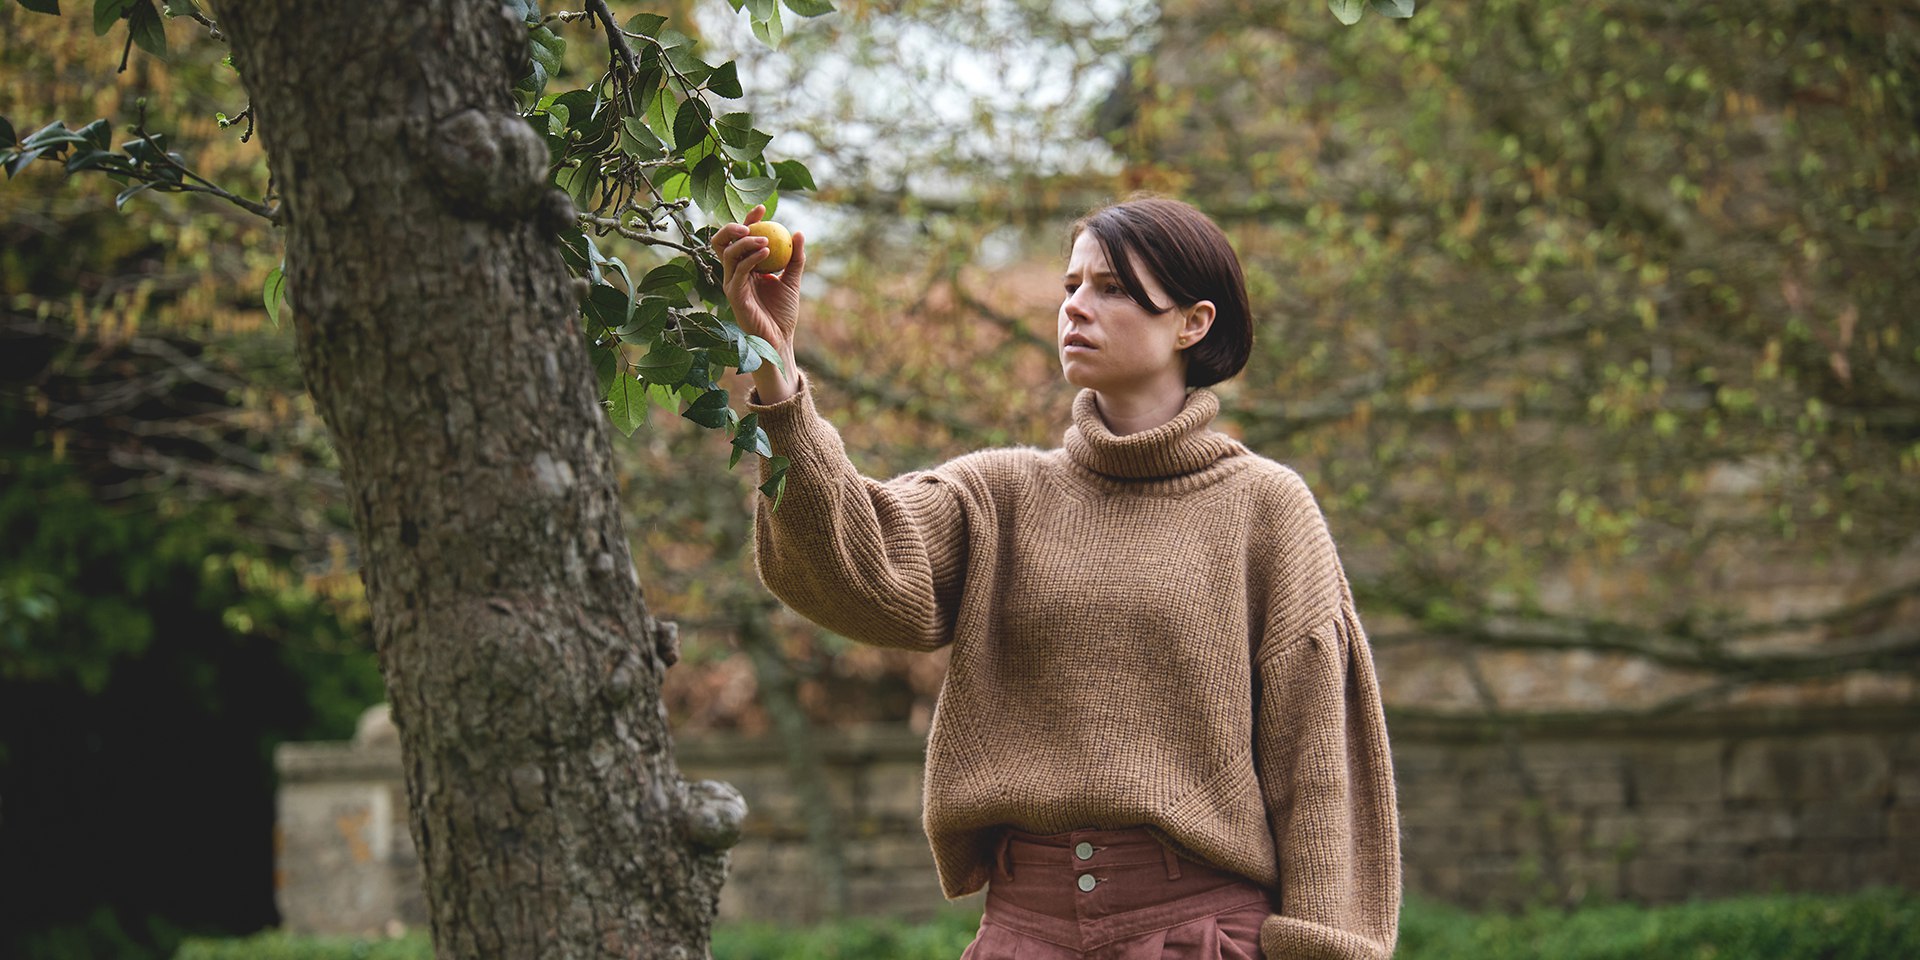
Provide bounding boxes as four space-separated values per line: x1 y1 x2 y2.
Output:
619 296 671 342
263 264 286 326
529 26 566 78
93 0 134 35
1328 0 1364 24
559 231 601 283
656 27 696 50
505 0 541 24
583 283 631 329
716 114 773 161
772 158 815 191
745 335 787 373
64 149 130 174
556 162 599 210
729 415 771 469
751 5 783 48
624 12 666 36
759 455 790 509
607 375 646 436
707 61 743 99
646 381 678 411
665 44 712 86
681 388 731 428
0 117 13 148
690 153 728 218
23 121 88 150
645 89 677 148
672 97 711 154
1370 0 1413 16
128 0 165 55
640 261 693 294
18 0 62 15
620 116 664 157
76 118 111 151
112 179 153 208
657 169 691 203
782 0 834 16
732 176 777 207
744 0 775 19
637 341 694 385
731 414 773 457
591 342 619 397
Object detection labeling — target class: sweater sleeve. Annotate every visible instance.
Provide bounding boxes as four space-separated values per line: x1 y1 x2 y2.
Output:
1252 499 1402 959
744 370 972 652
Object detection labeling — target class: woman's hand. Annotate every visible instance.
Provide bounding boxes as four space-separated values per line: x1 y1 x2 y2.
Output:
711 204 804 402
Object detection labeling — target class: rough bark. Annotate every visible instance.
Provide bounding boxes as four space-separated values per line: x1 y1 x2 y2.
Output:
215 2 742 956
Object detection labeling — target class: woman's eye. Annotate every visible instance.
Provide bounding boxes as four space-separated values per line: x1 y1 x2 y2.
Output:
1063 283 1079 295
1104 283 1123 295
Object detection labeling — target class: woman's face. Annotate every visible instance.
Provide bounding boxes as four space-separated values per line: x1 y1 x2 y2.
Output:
1057 231 1196 394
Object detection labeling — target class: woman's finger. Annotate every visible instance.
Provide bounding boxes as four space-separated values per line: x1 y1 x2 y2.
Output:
744 204 765 226
723 244 770 299
711 222 749 254
780 231 806 292
721 235 770 273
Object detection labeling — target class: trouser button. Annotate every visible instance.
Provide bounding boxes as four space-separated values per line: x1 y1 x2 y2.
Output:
1074 841 1094 860
1077 873 1098 892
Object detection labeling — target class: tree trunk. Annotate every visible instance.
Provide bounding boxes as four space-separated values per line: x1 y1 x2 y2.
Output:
217 2 742 956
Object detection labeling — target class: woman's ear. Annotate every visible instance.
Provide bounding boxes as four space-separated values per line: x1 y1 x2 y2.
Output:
1177 300 1216 349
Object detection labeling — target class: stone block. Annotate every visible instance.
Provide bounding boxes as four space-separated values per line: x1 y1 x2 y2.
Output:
1398 774 1465 810
1517 742 1631 807
1751 852 1858 894
1793 803 1887 842
1588 811 1682 854
849 872 952 919
1629 742 1726 806
1890 808 1920 842
1458 766 1528 806
1689 810 1797 849
848 835 938 871
1727 736 1891 804
276 780 402 936
1622 857 1750 903
858 762 925 820
1558 860 1624 905
1404 862 1462 902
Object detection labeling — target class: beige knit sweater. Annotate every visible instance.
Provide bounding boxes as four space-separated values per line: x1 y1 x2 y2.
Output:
746 372 1401 960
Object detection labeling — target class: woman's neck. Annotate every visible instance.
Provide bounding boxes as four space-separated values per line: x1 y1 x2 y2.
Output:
1092 380 1190 437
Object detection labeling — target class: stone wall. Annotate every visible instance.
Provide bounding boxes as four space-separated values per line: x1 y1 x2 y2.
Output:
274 705 1919 934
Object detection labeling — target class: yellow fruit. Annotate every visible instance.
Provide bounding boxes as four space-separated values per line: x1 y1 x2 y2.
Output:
746 220 793 274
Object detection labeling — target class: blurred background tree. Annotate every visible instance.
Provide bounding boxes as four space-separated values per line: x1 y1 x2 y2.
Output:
4 0 1917 947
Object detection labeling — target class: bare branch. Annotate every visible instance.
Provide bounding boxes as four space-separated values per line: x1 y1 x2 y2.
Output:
585 0 639 77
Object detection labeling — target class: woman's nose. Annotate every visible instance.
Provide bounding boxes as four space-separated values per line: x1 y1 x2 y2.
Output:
1063 289 1093 322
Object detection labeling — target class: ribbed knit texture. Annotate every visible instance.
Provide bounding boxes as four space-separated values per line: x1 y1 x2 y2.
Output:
747 372 1401 960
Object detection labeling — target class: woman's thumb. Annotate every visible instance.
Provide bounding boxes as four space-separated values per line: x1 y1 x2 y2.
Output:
782 232 806 289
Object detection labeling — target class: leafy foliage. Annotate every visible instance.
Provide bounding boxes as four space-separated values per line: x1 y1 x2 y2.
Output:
3 0 836 506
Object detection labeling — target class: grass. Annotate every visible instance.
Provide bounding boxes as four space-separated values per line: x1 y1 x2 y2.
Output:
172 888 1920 959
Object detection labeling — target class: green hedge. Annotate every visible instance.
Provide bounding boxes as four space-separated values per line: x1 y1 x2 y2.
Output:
175 889 1920 960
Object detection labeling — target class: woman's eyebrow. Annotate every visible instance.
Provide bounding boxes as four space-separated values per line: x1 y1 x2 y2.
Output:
1063 268 1115 281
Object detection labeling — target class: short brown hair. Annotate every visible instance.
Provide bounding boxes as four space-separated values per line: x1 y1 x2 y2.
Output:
1069 196 1253 387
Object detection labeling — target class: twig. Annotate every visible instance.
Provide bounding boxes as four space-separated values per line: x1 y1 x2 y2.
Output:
132 120 278 222
182 3 222 39
579 213 702 254
585 0 640 77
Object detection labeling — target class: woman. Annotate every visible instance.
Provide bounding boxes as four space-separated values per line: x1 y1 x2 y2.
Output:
711 196 1400 960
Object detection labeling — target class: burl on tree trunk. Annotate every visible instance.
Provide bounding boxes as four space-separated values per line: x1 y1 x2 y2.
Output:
217 2 743 956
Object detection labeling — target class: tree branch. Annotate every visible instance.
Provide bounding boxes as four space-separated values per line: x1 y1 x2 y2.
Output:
585 0 639 77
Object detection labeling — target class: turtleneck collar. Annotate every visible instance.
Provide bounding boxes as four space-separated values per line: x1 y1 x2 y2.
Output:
1063 387 1244 480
